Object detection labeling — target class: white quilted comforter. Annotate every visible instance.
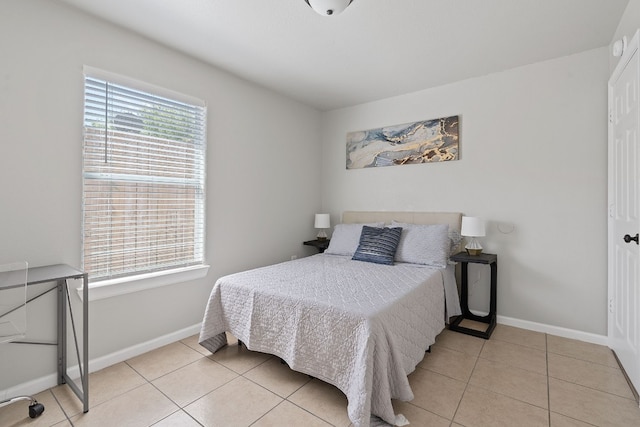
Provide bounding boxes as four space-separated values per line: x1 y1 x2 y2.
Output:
199 254 455 427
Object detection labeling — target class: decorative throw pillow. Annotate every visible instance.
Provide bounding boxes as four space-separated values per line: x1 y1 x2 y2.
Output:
325 222 384 256
390 222 450 268
352 226 403 265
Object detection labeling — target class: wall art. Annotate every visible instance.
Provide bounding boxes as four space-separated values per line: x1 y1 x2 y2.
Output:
346 115 459 169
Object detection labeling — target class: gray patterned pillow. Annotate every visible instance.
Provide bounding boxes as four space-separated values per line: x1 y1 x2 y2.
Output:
448 229 463 255
391 222 450 267
352 226 403 265
325 222 384 256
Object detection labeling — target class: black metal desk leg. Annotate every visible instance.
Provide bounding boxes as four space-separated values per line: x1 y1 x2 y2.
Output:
57 280 66 385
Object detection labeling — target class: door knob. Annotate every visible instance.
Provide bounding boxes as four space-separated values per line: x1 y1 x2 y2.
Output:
623 233 639 244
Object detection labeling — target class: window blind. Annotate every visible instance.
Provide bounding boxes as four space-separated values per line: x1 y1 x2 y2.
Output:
82 73 206 281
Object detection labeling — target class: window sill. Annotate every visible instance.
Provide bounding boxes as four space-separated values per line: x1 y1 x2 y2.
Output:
77 265 210 302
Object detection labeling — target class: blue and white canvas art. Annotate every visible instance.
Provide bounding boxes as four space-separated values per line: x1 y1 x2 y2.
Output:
346 115 459 169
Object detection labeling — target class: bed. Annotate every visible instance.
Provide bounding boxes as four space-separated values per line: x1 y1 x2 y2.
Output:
199 211 463 427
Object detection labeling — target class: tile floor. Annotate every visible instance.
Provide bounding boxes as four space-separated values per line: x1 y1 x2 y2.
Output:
2 324 640 427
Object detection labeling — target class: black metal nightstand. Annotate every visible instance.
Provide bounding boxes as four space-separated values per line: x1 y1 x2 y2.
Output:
303 239 330 253
449 251 497 339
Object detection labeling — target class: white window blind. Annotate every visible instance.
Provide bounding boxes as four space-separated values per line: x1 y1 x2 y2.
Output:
82 71 206 282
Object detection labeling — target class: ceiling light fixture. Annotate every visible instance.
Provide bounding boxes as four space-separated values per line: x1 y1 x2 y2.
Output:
305 0 353 16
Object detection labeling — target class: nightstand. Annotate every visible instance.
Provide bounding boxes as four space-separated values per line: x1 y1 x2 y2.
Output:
449 252 497 339
303 239 330 253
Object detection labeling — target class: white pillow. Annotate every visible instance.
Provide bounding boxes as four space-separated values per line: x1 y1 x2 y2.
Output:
325 222 384 256
391 221 450 267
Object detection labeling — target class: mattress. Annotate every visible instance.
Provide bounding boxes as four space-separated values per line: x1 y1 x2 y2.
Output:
199 253 455 426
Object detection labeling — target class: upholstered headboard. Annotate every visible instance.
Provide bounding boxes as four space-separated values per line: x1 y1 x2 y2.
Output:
341 211 463 234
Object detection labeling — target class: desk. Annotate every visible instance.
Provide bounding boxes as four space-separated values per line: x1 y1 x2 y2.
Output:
0 264 89 412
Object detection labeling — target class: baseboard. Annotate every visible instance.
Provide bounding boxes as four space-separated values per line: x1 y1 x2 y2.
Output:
496 315 608 346
1 323 201 400
85 323 202 374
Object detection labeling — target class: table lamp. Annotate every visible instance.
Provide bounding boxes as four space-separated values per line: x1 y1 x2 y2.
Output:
314 213 330 241
461 216 485 256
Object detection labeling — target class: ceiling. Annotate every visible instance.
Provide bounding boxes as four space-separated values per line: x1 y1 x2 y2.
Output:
58 0 629 111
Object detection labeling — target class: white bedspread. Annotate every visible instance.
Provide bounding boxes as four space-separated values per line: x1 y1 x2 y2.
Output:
199 254 456 427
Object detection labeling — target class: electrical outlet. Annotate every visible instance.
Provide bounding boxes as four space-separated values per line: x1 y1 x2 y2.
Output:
290 255 297 260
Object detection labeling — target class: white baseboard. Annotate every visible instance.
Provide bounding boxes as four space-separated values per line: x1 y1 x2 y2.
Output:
1 323 201 400
457 309 608 346
497 315 608 346
85 323 202 374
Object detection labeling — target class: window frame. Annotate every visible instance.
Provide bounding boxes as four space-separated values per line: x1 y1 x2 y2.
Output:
81 66 208 299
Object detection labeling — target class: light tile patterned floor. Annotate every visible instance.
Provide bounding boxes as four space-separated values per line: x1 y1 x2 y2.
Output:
2 325 640 426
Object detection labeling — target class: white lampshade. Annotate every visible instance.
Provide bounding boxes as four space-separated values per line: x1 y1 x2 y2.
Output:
305 0 353 16
314 213 331 229
461 217 485 237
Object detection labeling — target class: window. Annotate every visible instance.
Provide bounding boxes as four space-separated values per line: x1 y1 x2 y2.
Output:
82 68 206 283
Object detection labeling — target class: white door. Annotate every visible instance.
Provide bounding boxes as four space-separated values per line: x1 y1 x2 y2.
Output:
609 29 640 397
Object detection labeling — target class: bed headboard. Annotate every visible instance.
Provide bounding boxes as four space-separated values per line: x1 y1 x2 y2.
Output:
342 211 463 233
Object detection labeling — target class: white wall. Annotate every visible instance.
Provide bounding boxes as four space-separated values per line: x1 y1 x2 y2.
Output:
0 0 321 391
321 48 609 336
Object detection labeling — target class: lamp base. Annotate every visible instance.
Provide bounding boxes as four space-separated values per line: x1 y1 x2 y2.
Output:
465 248 483 256
464 237 483 256
316 230 327 241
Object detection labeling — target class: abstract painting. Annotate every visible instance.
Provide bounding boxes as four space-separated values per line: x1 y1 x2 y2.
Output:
346 115 459 169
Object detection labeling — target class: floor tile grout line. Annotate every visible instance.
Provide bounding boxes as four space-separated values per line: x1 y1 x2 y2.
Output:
48 387 75 427
489 335 548 353
136 353 209 427
240 365 313 401
152 365 241 410
433 332 485 358
473 353 547 377
272 374 347 426
58 380 152 422
544 341 630 427
402 401 451 425
546 372 637 401
483 336 548 354
448 337 485 424
130 345 314 425
246 398 331 427
124 350 206 383
546 349 620 369
161 345 319 425
551 376 640 403
458 376 550 412
438 328 552 414
146 407 204 427
546 335 621 368
548 409 600 427
247 399 284 427
131 341 209 377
